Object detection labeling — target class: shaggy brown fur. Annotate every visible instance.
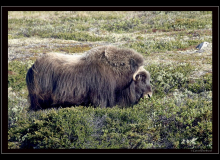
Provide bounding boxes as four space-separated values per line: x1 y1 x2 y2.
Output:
26 45 152 110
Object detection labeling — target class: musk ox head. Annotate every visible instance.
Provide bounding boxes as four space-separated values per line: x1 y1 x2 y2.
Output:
26 45 152 110
133 66 152 98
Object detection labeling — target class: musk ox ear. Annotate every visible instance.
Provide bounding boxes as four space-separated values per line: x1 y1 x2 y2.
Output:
129 59 139 72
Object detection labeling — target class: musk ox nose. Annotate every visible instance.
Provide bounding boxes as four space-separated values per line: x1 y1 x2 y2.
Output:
144 92 152 99
147 92 152 98
146 86 152 98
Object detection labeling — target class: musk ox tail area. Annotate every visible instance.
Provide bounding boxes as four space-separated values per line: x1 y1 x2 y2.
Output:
26 66 40 110
26 64 53 110
26 45 152 110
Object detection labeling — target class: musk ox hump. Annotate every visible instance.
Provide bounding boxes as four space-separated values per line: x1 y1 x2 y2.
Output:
85 45 144 74
104 45 144 65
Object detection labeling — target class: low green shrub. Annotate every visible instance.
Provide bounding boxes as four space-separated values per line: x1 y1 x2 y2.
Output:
145 63 195 98
8 95 212 149
8 88 29 129
101 18 141 33
124 39 208 54
17 28 104 41
188 73 212 93
41 32 103 41
170 18 211 31
8 60 34 91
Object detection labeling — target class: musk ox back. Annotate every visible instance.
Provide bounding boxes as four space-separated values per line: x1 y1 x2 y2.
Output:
26 45 152 110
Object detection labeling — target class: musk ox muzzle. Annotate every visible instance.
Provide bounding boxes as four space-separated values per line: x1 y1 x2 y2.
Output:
26 45 152 110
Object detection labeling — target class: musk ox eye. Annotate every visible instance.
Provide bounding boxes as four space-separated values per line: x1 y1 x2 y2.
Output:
135 74 146 82
120 62 125 66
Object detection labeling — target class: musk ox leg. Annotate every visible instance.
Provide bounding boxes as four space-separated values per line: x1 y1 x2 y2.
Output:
26 68 42 110
28 94 42 111
89 91 114 108
89 93 106 108
29 93 55 110
26 67 39 110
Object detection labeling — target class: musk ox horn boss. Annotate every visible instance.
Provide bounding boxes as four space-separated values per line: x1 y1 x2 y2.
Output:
26 45 152 110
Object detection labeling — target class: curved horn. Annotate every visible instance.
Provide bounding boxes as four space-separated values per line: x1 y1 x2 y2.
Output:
133 66 146 81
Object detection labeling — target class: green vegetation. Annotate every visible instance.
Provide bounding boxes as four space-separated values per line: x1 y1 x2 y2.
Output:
8 60 34 91
8 90 212 149
146 63 195 98
188 73 212 94
123 39 211 54
54 44 92 53
8 11 212 149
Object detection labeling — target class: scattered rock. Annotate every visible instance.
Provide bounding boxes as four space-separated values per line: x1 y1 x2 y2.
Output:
178 42 212 54
196 42 209 50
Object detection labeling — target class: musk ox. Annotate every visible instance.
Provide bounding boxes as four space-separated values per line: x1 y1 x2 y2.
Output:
26 45 152 110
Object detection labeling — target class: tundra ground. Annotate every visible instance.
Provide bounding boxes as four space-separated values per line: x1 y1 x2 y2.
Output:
8 11 212 149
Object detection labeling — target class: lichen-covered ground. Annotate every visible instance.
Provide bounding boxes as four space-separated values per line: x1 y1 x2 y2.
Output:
8 11 212 150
